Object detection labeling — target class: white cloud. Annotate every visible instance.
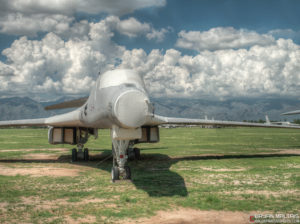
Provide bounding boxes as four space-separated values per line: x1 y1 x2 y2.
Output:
105 16 169 41
146 27 171 42
0 14 170 100
0 13 299 101
75 0 166 15
268 29 300 41
0 61 14 77
0 0 166 36
176 27 275 51
0 13 73 36
118 39 300 99
115 17 151 37
0 0 166 16
0 17 126 99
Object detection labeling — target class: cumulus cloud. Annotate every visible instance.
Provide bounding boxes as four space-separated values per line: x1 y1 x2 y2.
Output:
112 17 151 38
146 27 172 42
104 16 169 41
0 62 14 76
0 0 166 36
268 29 300 41
0 0 166 16
0 13 172 100
118 39 300 99
176 27 275 51
0 10 299 102
0 13 73 36
0 17 126 99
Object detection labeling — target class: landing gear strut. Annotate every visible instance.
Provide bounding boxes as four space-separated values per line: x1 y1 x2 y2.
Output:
71 144 89 162
111 139 131 182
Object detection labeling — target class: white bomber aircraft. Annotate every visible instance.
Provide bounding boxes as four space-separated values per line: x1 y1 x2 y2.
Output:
1 69 300 182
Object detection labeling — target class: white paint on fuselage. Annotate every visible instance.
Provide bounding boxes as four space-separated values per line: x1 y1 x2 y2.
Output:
45 69 151 129
98 69 146 90
76 69 150 129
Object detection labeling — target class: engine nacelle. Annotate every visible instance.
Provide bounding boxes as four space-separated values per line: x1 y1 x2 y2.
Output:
48 127 77 145
48 127 97 145
135 126 160 143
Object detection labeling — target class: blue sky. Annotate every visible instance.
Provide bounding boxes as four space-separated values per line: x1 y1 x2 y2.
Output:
2 0 300 55
82 0 300 55
0 0 299 101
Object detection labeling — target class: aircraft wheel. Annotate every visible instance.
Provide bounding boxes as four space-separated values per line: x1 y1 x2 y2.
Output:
71 148 77 162
134 148 141 160
124 166 131 180
128 148 135 161
84 148 89 161
111 166 120 182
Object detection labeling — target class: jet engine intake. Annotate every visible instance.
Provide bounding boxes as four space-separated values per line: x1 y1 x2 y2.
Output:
48 127 94 145
113 90 149 129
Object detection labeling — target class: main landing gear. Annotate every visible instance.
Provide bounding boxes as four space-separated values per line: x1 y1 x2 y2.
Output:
71 144 89 162
127 141 141 161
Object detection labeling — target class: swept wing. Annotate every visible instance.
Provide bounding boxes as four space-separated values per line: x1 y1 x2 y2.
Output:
146 114 300 129
44 97 88 110
0 110 82 128
0 118 47 127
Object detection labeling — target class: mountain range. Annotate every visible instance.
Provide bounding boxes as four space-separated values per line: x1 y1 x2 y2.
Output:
0 96 299 122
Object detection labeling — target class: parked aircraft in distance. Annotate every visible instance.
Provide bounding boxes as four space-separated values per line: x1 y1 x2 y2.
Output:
1 69 300 182
281 110 300 115
265 115 300 126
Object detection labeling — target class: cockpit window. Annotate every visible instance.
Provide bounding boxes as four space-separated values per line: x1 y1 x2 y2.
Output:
124 83 136 88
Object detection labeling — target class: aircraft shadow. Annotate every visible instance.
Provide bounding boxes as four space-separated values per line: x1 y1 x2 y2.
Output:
82 149 188 197
1 148 299 197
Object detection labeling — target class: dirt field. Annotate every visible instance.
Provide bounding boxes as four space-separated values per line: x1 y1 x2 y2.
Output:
1 148 299 223
122 208 257 224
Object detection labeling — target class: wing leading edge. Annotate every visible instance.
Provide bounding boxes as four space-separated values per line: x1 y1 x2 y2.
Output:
146 114 300 129
0 110 83 128
44 97 88 110
0 118 47 127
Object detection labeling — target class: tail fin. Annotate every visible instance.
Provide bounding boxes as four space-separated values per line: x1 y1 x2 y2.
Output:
265 115 271 124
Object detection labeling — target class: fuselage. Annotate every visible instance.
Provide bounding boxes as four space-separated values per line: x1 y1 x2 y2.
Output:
46 69 151 129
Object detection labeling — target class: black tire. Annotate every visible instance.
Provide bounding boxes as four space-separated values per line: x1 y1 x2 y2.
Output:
111 166 120 182
124 166 131 180
127 148 135 161
134 148 141 160
84 148 89 161
71 148 77 162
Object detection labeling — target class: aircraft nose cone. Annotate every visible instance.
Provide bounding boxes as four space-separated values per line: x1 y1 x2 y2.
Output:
114 90 149 128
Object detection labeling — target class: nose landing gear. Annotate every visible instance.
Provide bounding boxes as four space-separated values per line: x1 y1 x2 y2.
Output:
111 139 133 182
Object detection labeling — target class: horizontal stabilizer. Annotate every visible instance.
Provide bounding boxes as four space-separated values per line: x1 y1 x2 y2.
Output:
44 97 88 110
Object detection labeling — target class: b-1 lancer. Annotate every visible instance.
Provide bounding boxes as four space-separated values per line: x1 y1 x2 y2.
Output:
1 69 299 181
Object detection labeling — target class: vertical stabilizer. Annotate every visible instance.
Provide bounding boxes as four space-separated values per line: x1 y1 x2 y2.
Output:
265 115 271 124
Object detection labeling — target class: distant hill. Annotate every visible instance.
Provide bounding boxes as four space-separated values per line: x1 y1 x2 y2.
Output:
152 97 300 122
0 97 74 120
0 96 300 122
